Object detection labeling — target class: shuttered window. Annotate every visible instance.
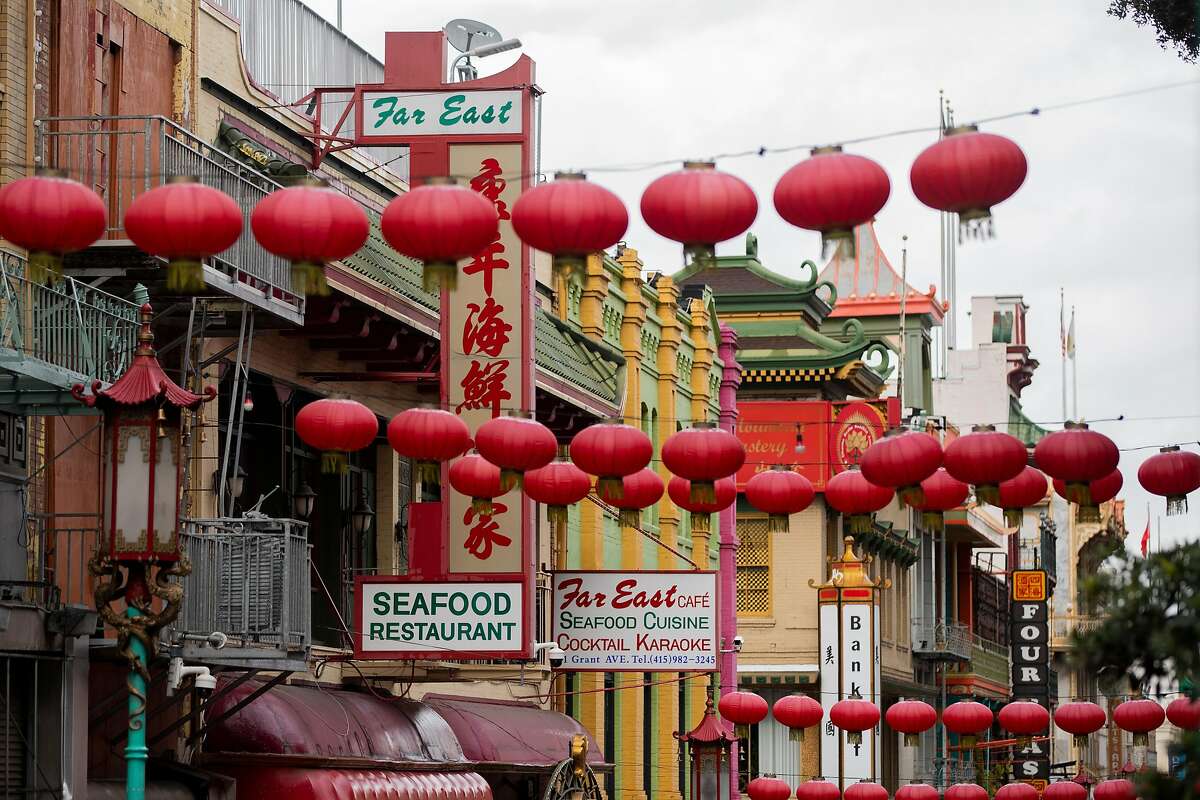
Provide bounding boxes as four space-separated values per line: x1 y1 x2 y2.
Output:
736 517 771 616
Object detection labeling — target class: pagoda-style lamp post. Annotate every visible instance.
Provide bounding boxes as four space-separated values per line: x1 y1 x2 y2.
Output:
73 303 214 800
676 682 736 800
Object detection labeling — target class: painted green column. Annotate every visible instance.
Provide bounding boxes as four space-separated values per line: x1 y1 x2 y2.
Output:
125 605 148 800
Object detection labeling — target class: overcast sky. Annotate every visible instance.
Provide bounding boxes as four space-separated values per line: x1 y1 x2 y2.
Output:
302 0 1199 549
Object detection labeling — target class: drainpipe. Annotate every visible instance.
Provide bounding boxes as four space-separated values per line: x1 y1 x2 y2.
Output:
717 323 742 798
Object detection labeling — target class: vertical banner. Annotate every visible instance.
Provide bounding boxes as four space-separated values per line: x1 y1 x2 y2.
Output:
819 602 840 776
1011 569 1050 786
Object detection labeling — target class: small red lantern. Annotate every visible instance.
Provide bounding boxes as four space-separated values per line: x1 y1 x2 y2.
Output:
124 176 243 293
295 398 379 474
1092 779 1136 800
772 694 823 741
745 466 815 533
1113 697 1165 746
1043 782 1087 800
386 408 472 485
860 429 943 506
995 785 1039 800
718 690 769 738
910 125 1027 240
996 466 1050 527
773 146 890 256
380 177 499 291
1166 696 1200 730
0 169 106 283
945 784 988 800
1054 700 1108 748
942 700 994 748
596 467 663 528
1138 445 1200 516
511 171 628 279
746 776 792 800
661 423 746 504
524 458 592 528
640 161 757 261
885 699 937 746
844 782 888 800
474 413 558 490
569 420 653 499
914 468 969 531
896 784 939 800
1034 421 1119 506
796 780 842 800
825 467 894 535
943 424 1028 505
999 700 1050 745
1053 469 1123 522
448 452 505 516
668 476 736 533
251 178 369 295
829 696 880 746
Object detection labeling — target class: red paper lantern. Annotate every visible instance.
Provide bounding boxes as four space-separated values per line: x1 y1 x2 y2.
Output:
251 178 369 295
995 785 1039 800
943 424 1028 505
718 690 769 738
380 177 499 291
1113 697 1165 746
1092 779 1136 800
829 697 880 746
745 466 815 533
914 468 969 531
860 429 943 506
640 161 757 261
1053 700 1108 748
996 466 1050 527
668 476 736 533
596 467 663 528
885 699 937 746
511 171 628 279
1034 422 1119 506
746 776 792 800
999 700 1050 743
796 780 842 800
0 169 106 283
1166 696 1200 730
386 408 472 485
1138 445 1200 516
295 398 378 474
896 784 939 800
1053 469 1123 523
661 423 746 504
844 782 889 800
524 458 592 528
475 413 558 490
825 468 894 535
910 125 1027 240
942 700 994 748
945 784 988 800
448 453 505 516
569 420 653 499
1043 781 1088 800
772 694 823 741
124 176 243 292
773 146 890 255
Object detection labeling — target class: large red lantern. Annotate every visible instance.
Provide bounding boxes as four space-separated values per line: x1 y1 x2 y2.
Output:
1092 779 1136 800
745 466 815 533
860 429 943 506
772 694 823 741
943 424 1028 505
942 700 994 748
718 690 769 738
746 776 791 800
569 420 653 499
1138 445 1200 515
844 782 889 800
796 780 842 800
295 398 379 474
1166 696 1200 730
474 413 558 490
1053 700 1108 748
448 453 505 516
829 697 880 746
773 146 890 255
1034 422 1119 506
1053 469 1123 522
909 125 1027 240
825 467 894 535
1112 697 1165 746
124 176 243 293
386 408 472 485
511 171 628 280
944 784 988 800
251 178 369 295
380 177 499 291
640 161 757 261
914 468 969 531
999 700 1050 744
996 466 1050 528
661 423 745 503
896 784 939 800
995 784 1039 800
596 468 663 528
524 458 592 528
668 476 736 533
1043 782 1088 800
0 169 106 283
885 699 937 746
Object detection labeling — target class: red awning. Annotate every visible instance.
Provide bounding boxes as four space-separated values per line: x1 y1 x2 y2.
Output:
217 765 491 800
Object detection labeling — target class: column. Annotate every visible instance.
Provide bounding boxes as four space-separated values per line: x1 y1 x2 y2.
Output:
717 323 743 799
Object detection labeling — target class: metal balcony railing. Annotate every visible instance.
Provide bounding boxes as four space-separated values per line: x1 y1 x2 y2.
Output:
0 514 100 611
912 619 973 661
171 517 311 670
1051 614 1104 650
35 115 303 322
948 634 1011 689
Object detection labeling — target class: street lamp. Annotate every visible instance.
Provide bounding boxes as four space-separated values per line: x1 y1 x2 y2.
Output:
675 683 735 800
293 481 316 521
450 38 522 82
351 487 375 535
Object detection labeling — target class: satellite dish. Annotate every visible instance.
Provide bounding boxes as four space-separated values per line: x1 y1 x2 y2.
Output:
444 19 502 54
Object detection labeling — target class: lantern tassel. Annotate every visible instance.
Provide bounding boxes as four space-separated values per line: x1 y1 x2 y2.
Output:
1065 481 1092 507
547 505 569 527
471 497 495 517
1073 734 1089 749
734 723 749 739
1133 732 1148 747
499 468 522 493
903 733 919 747
847 731 863 746
975 484 1000 506
291 261 330 296
1004 508 1023 528
414 460 442 487
166 258 206 293
961 734 977 749
789 727 802 742
1167 495 1187 516
850 514 873 535
1077 503 1101 523
957 211 995 243
767 513 789 534
423 260 458 293
899 485 925 507
320 451 348 474
618 508 640 528
684 243 716 264
922 511 944 531
552 254 585 283
27 251 64 285
597 476 624 500
689 480 716 505
690 512 711 533
822 228 855 259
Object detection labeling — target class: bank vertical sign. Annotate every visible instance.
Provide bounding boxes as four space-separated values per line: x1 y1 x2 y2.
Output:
1011 569 1050 786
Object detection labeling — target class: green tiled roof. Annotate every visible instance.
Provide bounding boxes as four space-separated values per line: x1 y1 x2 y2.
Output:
535 310 621 408
1009 397 1049 446
340 210 438 311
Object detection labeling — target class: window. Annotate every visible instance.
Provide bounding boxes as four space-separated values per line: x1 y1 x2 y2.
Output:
736 517 771 616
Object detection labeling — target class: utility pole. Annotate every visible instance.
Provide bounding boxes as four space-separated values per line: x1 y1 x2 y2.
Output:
898 235 909 410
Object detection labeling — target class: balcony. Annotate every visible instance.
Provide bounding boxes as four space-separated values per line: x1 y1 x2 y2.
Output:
36 115 303 323
169 517 311 671
1050 614 1103 651
947 635 1011 692
912 619 972 661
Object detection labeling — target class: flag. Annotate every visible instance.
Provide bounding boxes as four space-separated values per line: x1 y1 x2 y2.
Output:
1140 519 1151 557
1066 308 1076 359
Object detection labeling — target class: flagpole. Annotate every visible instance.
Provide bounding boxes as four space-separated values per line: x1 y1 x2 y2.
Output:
1070 306 1078 420
1060 288 1067 421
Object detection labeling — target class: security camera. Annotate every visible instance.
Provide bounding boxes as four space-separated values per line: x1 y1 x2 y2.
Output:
193 671 217 697
534 641 567 669
167 657 217 698
733 635 744 652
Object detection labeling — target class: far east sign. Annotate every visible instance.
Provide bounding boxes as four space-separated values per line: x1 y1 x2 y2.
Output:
552 571 718 671
360 90 523 138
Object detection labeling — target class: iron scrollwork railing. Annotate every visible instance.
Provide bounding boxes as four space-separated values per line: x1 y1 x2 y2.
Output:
911 619 973 661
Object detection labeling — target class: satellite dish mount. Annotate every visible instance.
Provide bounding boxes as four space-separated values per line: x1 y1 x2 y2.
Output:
444 18 503 82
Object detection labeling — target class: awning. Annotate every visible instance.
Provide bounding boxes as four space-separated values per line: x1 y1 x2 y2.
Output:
422 694 606 771
215 766 491 800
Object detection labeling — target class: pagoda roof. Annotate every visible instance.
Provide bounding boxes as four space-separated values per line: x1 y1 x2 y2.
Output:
819 222 945 322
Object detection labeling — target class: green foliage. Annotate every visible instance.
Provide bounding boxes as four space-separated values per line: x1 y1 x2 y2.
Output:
1108 0 1199 62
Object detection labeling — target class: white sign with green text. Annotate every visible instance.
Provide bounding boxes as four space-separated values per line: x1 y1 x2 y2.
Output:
360 90 523 138
356 581 524 657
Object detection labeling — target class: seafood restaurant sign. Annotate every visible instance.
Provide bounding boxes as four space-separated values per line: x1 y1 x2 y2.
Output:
552 571 719 671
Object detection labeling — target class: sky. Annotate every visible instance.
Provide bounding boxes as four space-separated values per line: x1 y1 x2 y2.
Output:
299 0 1199 549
